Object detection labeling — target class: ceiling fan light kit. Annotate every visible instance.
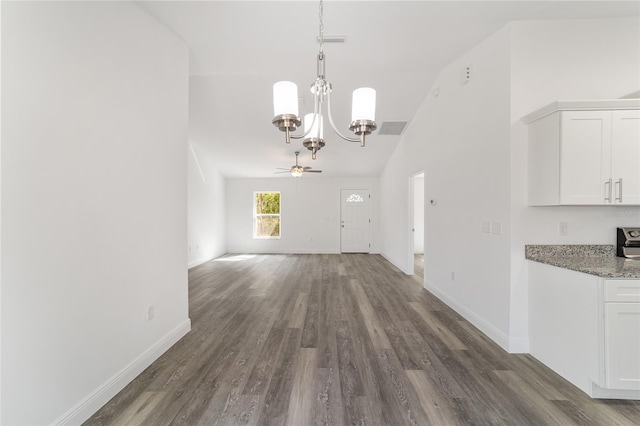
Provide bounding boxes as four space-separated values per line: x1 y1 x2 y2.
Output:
275 151 323 177
291 166 304 178
271 0 377 159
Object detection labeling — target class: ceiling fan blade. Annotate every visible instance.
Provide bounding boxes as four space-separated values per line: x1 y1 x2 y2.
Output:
304 170 323 173
274 171 290 174
275 167 291 170
302 166 313 170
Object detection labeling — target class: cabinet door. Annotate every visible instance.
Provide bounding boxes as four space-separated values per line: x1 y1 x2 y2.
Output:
611 110 640 205
605 302 640 390
560 111 612 204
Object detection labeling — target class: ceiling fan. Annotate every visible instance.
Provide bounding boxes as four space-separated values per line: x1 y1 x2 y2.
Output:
275 151 323 177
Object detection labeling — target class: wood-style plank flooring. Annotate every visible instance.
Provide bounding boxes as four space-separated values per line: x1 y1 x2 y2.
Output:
85 254 640 425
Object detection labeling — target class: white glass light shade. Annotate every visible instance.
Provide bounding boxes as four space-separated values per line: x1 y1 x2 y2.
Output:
273 81 299 117
351 87 376 122
291 167 303 177
304 113 324 139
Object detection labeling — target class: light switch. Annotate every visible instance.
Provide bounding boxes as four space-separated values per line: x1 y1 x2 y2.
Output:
491 222 502 235
482 221 491 233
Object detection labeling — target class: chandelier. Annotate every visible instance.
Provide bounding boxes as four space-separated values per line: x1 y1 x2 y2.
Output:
271 0 377 160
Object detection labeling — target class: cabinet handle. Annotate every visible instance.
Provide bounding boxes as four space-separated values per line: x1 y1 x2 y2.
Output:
615 178 622 203
605 179 612 203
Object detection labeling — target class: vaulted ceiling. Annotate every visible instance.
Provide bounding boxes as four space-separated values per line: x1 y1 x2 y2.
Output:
138 1 639 178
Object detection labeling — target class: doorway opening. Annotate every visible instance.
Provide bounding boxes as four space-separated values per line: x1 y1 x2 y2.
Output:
409 172 425 277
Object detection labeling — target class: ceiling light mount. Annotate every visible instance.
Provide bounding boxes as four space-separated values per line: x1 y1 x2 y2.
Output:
271 0 377 158
317 34 347 43
349 119 377 148
272 113 301 144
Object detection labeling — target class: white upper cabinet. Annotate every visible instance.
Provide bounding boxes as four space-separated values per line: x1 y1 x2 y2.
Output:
524 100 640 206
560 111 612 204
611 110 640 205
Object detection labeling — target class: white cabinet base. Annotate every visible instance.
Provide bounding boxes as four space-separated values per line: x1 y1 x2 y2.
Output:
604 281 640 392
529 262 640 400
529 262 600 396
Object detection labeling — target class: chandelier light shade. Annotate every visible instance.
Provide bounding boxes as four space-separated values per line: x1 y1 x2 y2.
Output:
304 113 324 139
303 113 325 160
273 81 299 117
271 0 377 157
272 81 302 144
351 88 376 122
350 87 377 147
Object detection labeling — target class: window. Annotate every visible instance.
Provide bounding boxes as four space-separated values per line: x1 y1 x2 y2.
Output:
346 193 364 203
254 192 281 238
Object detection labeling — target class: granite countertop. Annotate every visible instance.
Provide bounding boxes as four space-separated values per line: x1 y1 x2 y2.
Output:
525 245 640 279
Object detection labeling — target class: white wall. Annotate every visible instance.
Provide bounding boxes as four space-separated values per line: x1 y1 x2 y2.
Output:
508 17 640 347
379 118 429 272
227 177 379 254
381 26 513 348
188 144 227 267
0 1 3 421
380 16 640 354
423 27 513 349
413 176 424 254
1 2 190 424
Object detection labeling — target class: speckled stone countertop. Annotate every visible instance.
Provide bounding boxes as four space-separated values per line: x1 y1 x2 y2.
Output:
525 245 640 279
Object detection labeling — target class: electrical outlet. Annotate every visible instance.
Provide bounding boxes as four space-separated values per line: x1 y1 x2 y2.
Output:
559 222 568 236
147 305 155 321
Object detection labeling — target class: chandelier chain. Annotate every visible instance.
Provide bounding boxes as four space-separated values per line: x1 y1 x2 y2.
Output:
318 0 324 55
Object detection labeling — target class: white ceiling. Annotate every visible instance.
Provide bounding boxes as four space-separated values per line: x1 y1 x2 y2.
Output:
138 1 639 178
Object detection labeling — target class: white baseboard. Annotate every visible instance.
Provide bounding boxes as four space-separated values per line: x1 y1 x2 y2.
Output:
226 249 341 255
508 337 530 354
424 280 511 353
188 256 215 269
188 249 228 269
54 319 191 425
590 382 640 400
223 250 382 256
280 249 341 254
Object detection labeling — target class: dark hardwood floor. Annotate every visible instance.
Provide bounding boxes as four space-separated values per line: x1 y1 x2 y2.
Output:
85 254 640 425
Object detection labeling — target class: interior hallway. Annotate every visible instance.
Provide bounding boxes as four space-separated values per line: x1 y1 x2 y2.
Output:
86 254 640 425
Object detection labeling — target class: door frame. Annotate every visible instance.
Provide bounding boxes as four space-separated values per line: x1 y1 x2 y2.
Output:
407 171 425 275
340 188 371 253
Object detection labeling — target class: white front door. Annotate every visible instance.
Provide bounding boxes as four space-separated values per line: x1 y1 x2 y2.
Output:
340 189 370 253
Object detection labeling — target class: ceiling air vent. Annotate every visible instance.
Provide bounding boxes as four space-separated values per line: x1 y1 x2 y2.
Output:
378 121 407 136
